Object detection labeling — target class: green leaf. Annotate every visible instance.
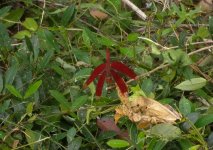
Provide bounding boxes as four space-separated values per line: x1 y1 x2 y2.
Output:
179 97 191 116
49 90 70 109
67 128 77 143
82 29 91 48
68 137 82 150
22 18 38 31
197 27 210 38
6 84 22 98
26 102 34 116
25 129 41 150
150 123 181 140
71 96 87 110
195 114 213 128
24 80 42 99
107 139 130 148
120 47 134 58
127 33 139 42
163 49 192 67
0 6 12 17
37 50 54 71
175 77 207 91
0 23 12 51
97 36 116 46
0 100 10 113
13 30 31 39
61 5 76 26
3 8 24 27
4 63 18 85
0 131 5 140
37 29 59 52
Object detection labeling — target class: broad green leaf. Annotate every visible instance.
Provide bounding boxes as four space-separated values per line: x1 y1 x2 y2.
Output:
13 30 31 39
49 90 70 109
120 47 134 58
0 23 12 51
98 131 116 141
22 18 38 31
179 97 192 116
97 36 116 46
107 139 130 148
61 5 76 26
163 49 192 67
150 123 181 140
82 29 91 48
67 128 77 143
151 44 161 55
68 137 82 150
37 29 59 52
71 96 87 110
24 80 42 99
4 8 24 27
178 139 194 150
4 63 18 85
56 57 76 73
0 131 5 140
0 6 11 17
6 84 22 98
189 145 201 150
197 27 209 38
175 77 207 91
0 100 10 113
26 102 34 116
127 33 139 42
37 50 54 70
182 112 200 131
74 68 93 79
25 129 41 150
195 114 213 128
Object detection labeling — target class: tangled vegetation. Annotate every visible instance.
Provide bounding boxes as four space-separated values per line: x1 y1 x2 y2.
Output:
0 0 213 149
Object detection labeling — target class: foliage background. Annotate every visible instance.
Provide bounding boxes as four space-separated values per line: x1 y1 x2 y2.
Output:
0 0 213 149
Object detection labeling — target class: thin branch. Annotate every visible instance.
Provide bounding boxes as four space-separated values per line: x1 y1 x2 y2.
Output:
188 45 213 56
122 0 147 20
40 0 46 25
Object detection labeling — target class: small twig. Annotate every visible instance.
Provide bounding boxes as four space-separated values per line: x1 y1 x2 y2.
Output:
40 0 46 25
126 63 169 84
138 37 170 50
122 0 147 20
12 137 50 150
188 45 213 56
190 64 213 84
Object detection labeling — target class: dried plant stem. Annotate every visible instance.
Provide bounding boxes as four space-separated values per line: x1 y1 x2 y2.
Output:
108 44 213 90
40 0 46 25
122 0 147 20
188 45 213 56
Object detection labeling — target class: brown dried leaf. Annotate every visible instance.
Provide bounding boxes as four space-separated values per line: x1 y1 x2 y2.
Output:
115 88 182 128
97 117 129 140
90 9 108 20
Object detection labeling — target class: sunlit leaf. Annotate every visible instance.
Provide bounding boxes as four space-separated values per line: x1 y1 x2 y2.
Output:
107 139 129 148
6 84 22 99
24 80 42 99
150 123 181 140
175 78 207 91
22 18 38 31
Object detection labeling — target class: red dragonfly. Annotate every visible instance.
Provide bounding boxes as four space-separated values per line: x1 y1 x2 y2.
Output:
83 49 137 97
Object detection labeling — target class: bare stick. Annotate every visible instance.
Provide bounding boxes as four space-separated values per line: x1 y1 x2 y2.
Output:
122 0 147 20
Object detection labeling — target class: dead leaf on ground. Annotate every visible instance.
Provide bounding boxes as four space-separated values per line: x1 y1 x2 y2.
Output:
90 9 108 20
97 117 129 140
115 85 182 128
